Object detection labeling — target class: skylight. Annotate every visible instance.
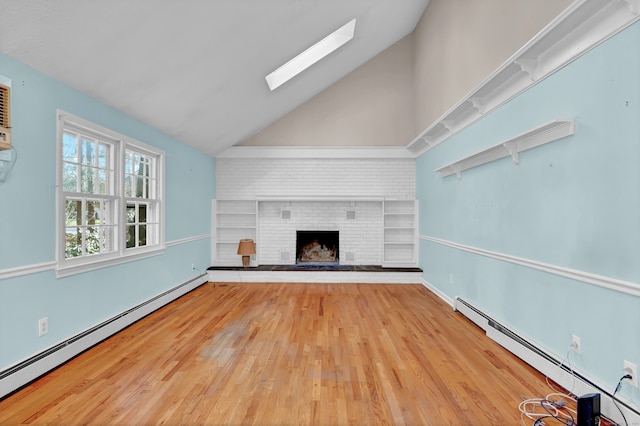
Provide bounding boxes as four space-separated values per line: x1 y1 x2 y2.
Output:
265 18 356 91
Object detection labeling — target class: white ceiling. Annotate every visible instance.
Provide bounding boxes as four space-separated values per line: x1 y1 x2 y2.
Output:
0 0 430 157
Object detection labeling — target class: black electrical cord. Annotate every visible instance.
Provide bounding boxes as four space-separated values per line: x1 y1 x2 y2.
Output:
612 374 633 426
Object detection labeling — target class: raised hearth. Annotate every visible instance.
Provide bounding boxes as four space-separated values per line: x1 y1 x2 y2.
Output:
207 265 423 284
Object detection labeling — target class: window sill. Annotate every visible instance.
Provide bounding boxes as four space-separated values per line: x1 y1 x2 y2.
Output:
56 246 165 278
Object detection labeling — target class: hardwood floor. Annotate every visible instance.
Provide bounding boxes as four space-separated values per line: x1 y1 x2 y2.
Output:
0 283 560 425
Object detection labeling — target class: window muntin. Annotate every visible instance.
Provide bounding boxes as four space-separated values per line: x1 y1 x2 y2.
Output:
57 112 164 275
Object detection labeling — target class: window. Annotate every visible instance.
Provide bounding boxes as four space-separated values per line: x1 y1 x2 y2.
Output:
124 149 160 249
57 111 164 276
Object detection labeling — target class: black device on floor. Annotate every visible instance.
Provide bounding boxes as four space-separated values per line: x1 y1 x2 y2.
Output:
577 393 600 425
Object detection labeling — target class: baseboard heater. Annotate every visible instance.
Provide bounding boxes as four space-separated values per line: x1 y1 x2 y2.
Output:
0 273 208 399
454 297 640 425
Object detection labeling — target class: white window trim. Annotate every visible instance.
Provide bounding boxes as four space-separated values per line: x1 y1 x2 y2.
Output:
56 110 165 277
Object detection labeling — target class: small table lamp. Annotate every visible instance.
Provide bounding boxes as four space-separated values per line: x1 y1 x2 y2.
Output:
237 239 256 268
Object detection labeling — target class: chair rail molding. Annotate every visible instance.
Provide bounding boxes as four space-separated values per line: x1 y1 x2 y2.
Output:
407 0 640 156
0 261 57 280
421 235 640 297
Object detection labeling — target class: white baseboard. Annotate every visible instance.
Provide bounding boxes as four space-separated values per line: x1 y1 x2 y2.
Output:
454 297 640 425
0 273 208 399
420 278 455 308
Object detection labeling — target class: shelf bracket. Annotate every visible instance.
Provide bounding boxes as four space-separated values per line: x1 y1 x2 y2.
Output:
503 142 519 164
514 58 538 81
469 97 486 115
619 0 640 15
453 165 462 180
441 119 455 133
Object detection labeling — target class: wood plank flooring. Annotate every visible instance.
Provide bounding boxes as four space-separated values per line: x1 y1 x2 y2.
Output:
0 283 559 425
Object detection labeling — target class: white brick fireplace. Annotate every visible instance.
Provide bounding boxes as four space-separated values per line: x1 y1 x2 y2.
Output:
213 147 416 268
258 199 382 265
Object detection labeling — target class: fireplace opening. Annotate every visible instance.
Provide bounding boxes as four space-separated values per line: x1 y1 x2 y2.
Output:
296 231 339 264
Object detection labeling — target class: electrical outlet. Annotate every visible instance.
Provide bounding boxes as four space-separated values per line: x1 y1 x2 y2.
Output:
449 273 454 285
571 335 581 354
624 360 638 388
192 263 196 270
38 317 48 336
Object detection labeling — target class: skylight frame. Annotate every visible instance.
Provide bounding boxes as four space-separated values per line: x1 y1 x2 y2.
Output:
265 18 357 91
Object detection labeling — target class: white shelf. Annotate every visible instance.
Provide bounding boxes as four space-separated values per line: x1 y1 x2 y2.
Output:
382 200 418 267
406 0 639 156
213 199 258 266
434 120 574 180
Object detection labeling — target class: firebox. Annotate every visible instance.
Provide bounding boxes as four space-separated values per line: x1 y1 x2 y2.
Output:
296 231 339 264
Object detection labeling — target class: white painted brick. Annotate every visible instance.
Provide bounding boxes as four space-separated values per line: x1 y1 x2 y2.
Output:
216 158 415 200
216 157 415 265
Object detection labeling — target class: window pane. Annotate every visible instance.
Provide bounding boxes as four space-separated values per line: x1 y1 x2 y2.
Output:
65 200 82 226
63 133 78 162
97 170 107 195
124 175 133 198
126 225 136 248
135 176 145 198
139 204 147 223
135 156 150 178
81 138 95 166
138 225 147 247
65 227 82 258
143 159 151 178
125 152 134 174
126 204 136 223
98 144 108 169
133 155 140 174
63 163 78 192
86 226 101 255
80 166 95 193
85 200 101 224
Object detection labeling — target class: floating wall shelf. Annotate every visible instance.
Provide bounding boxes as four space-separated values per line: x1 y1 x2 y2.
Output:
406 0 640 157
434 120 575 179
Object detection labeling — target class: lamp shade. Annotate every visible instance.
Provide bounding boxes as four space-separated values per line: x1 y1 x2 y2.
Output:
237 239 256 255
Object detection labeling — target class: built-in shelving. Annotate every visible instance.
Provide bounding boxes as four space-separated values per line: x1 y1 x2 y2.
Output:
213 199 257 266
382 200 418 267
212 198 418 268
434 120 575 180
406 0 640 157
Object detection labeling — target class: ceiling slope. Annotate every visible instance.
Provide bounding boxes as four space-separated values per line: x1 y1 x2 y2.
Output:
0 0 429 156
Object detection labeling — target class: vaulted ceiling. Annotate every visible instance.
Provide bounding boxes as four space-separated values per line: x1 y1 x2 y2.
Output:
0 1 430 156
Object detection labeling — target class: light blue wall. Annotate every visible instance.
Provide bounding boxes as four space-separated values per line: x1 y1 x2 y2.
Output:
0 54 216 369
417 21 640 406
